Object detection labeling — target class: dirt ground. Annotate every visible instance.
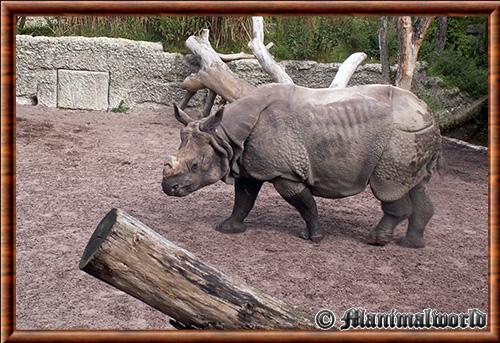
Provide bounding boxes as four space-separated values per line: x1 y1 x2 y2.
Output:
15 104 488 329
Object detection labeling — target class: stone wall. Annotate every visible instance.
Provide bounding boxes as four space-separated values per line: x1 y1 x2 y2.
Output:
16 35 475 127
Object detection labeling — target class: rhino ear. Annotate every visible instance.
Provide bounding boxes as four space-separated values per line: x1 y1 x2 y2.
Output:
173 103 193 126
200 107 224 132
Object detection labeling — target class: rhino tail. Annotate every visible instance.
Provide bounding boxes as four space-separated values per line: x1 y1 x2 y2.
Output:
436 152 448 177
425 150 446 182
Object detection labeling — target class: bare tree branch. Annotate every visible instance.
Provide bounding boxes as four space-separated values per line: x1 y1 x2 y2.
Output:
248 16 294 84
179 91 196 110
218 52 255 62
203 89 217 117
413 16 433 49
252 16 265 43
218 43 273 62
330 52 367 88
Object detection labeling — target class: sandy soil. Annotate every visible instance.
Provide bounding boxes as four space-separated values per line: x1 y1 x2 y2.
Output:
15 104 488 329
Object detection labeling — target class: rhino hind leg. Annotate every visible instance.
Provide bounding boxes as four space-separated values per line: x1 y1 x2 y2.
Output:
368 194 412 246
216 177 263 234
272 178 323 243
397 183 434 249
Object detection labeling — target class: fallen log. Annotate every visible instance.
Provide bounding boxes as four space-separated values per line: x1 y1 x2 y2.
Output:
79 208 315 329
439 95 488 131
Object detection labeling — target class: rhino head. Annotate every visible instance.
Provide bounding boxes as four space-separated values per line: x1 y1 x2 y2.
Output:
161 104 230 197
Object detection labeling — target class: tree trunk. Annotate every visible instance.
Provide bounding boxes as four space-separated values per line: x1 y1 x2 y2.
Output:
436 16 448 54
395 16 433 90
396 16 414 90
378 16 390 83
79 208 316 330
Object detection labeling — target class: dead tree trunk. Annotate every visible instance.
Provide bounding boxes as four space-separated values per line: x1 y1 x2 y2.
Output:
179 16 368 114
80 208 315 330
378 16 391 83
436 16 448 54
181 29 255 105
395 16 433 90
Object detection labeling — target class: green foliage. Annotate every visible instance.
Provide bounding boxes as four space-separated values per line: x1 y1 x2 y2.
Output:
18 17 162 42
17 24 54 36
427 49 487 99
111 100 129 113
419 93 445 114
421 17 488 99
150 16 252 53
266 16 380 62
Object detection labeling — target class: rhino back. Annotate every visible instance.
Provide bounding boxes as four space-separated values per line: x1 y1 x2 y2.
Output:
241 91 393 198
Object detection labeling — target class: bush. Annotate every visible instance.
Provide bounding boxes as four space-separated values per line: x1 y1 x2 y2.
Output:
266 16 380 62
427 49 487 99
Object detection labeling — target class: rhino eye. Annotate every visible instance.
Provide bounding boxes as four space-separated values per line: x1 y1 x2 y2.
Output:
191 162 199 172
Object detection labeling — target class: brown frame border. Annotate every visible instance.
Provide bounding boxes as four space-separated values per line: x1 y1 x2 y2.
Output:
1 1 499 342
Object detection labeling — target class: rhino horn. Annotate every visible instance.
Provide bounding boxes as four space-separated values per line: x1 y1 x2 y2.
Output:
200 107 224 132
173 103 194 126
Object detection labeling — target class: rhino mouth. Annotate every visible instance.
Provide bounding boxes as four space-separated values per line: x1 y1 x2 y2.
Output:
161 181 194 197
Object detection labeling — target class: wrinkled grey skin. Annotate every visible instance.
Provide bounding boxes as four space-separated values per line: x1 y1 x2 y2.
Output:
162 84 442 248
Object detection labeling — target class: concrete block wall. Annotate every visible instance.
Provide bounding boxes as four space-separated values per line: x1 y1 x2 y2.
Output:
16 35 199 110
15 35 392 111
16 34 475 126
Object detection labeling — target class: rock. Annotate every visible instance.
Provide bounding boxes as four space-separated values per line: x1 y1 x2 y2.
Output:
16 35 200 110
57 70 109 110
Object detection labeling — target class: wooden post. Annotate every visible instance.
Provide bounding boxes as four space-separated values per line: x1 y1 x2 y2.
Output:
80 209 316 329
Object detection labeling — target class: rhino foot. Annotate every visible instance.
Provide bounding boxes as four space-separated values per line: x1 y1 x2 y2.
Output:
215 218 247 234
310 233 324 243
397 236 425 249
299 230 324 243
367 229 392 246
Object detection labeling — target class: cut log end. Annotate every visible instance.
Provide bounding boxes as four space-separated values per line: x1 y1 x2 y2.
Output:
79 208 117 270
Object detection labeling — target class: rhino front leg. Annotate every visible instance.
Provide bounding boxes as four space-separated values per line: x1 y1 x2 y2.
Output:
272 178 323 243
216 177 263 234
368 194 412 246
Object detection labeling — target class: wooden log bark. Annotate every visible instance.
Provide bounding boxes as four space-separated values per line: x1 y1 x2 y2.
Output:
329 52 367 89
80 209 315 330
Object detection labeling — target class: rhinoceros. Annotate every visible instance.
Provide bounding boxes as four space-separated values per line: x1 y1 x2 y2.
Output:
161 83 442 248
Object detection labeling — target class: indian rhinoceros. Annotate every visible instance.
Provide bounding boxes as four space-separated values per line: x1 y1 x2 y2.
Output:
161 83 442 248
